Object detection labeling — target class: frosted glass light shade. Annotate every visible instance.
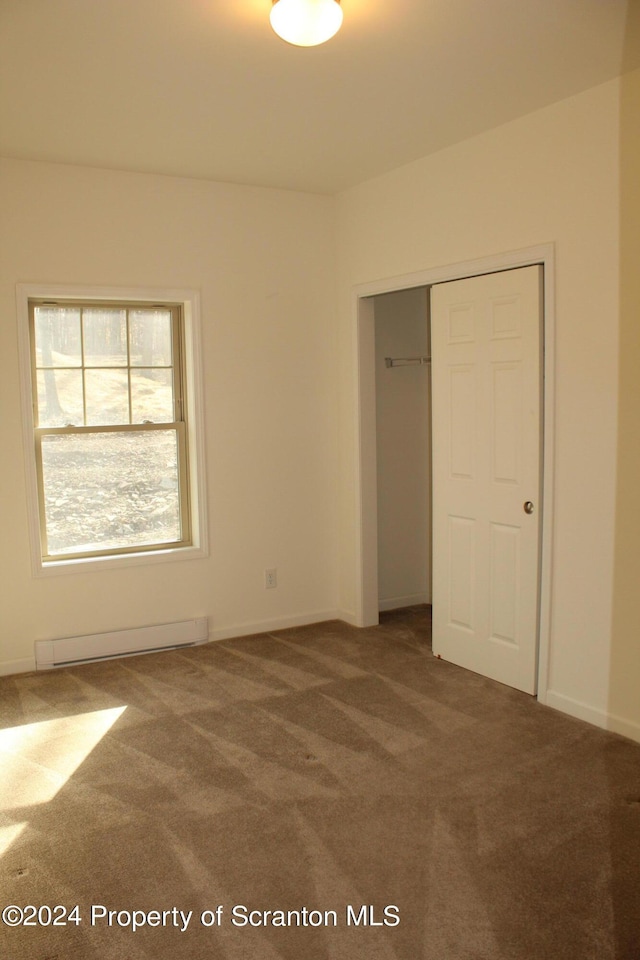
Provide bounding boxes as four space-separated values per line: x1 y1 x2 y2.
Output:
270 0 343 47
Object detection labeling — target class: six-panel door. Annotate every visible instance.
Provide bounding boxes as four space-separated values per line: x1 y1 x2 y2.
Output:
430 266 542 694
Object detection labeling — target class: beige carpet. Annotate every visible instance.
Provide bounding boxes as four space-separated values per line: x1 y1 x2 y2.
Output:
1 606 639 960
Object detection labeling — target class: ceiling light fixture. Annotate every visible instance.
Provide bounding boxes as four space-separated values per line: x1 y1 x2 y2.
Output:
270 0 343 47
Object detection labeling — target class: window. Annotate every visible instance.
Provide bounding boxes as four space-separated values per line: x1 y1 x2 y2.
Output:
20 288 207 572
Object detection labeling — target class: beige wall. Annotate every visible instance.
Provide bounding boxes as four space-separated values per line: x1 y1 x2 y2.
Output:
336 80 624 733
374 288 431 609
0 159 338 671
609 65 640 740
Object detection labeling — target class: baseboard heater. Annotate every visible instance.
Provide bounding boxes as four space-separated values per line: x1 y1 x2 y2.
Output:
35 618 209 670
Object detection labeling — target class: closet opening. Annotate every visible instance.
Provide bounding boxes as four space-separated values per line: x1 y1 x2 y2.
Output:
372 287 431 615
353 244 555 700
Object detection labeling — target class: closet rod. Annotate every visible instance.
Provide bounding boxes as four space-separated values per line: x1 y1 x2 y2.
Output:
384 356 431 368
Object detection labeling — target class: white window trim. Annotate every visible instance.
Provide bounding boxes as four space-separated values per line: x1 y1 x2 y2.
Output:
17 283 209 577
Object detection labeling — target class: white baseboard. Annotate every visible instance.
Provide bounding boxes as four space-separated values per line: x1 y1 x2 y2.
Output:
606 710 640 745
543 689 609 730
211 609 343 642
0 657 36 677
543 690 640 745
0 612 344 677
378 592 430 612
337 610 360 627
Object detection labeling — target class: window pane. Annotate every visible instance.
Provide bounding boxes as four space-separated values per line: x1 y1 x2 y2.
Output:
36 369 84 427
129 310 172 366
34 306 81 367
85 369 130 425
130 369 174 423
41 431 182 555
82 308 127 367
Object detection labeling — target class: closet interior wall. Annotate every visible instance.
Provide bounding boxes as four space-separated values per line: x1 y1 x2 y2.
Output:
374 286 431 611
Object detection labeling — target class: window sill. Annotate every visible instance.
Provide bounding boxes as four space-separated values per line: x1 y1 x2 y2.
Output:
34 543 208 578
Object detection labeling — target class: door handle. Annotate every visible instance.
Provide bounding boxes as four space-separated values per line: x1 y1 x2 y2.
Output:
524 501 534 514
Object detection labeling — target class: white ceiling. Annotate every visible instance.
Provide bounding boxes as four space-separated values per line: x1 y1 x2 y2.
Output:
1 0 638 194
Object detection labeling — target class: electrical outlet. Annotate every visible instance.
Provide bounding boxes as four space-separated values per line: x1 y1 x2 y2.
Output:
265 568 277 589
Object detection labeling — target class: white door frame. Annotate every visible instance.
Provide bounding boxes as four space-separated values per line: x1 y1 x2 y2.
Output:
353 243 555 703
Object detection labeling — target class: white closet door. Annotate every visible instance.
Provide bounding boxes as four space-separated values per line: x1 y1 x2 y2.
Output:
430 266 542 694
